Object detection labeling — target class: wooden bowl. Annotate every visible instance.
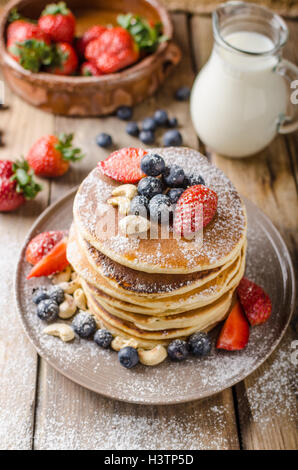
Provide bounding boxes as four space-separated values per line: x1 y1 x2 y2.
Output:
0 0 181 116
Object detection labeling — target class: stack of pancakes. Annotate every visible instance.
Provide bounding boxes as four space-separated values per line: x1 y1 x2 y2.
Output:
67 147 247 349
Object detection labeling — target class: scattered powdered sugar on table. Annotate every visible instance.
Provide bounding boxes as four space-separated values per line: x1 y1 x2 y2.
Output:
0 230 37 450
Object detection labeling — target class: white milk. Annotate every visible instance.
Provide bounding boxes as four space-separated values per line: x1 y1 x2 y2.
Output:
190 31 287 157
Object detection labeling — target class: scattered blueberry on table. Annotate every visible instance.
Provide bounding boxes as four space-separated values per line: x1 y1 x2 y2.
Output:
167 339 189 361
167 116 178 128
37 299 59 322
94 328 113 349
138 176 163 199
118 346 139 369
72 311 96 339
154 109 168 126
163 129 183 147
116 106 133 120
140 153 165 176
175 86 191 101
96 132 113 148
141 117 156 132
139 130 155 145
126 121 139 137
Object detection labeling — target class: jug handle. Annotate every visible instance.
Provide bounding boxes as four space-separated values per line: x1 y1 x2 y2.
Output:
276 59 298 134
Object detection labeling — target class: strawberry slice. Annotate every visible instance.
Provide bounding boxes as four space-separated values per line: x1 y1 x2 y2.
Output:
27 238 69 279
237 278 272 326
216 301 249 351
99 148 146 183
174 184 218 238
25 230 65 265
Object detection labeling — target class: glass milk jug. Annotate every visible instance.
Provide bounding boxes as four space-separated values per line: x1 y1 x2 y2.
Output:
190 1 298 157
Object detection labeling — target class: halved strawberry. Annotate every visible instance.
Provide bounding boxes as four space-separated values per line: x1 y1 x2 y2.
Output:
174 184 218 238
27 237 69 279
99 148 147 183
25 230 65 265
237 278 272 326
216 301 250 351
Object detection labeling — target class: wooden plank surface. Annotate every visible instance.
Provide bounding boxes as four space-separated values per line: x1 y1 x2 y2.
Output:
33 13 240 451
0 78 54 449
190 15 298 450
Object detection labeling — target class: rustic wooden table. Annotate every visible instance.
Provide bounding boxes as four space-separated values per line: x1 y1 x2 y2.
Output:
0 10 297 450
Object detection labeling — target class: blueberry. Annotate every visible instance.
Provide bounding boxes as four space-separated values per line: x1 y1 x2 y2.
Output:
94 328 113 349
167 339 189 361
118 346 139 369
48 286 65 305
37 299 59 322
167 188 184 204
139 130 155 145
140 153 165 177
149 194 173 224
163 165 185 188
167 117 178 128
130 195 149 217
138 176 163 199
142 117 156 132
126 121 139 137
154 109 168 126
96 132 112 148
184 173 205 188
188 332 211 357
163 129 183 147
116 106 133 120
175 86 191 101
72 311 96 338
32 287 49 305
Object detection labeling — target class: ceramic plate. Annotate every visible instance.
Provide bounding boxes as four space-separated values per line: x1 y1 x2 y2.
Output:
15 188 295 405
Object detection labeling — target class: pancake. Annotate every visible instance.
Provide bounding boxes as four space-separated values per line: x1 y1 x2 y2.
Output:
73 147 247 274
83 279 234 331
69 222 244 299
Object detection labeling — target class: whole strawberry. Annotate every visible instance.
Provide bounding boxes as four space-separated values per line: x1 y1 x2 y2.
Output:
174 184 218 238
7 18 53 72
237 277 272 326
26 133 84 178
76 25 107 57
0 160 41 212
38 2 76 43
85 27 139 74
47 42 78 75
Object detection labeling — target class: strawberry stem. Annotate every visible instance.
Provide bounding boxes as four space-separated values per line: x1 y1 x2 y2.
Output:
117 13 167 53
55 134 85 162
11 160 42 200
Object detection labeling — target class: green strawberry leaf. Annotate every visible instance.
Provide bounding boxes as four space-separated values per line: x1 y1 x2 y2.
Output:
41 2 70 16
11 159 42 200
55 133 85 162
12 39 56 73
117 14 167 53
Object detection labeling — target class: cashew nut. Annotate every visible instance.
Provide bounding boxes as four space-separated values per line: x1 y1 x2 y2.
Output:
107 196 131 215
111 336 139 351
51 265 72 284
59 293 77 319
119 215 151 236
43 323 75 342
59 278 81 294
74 288 87 310
138 346 167 366
112 184 137 200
